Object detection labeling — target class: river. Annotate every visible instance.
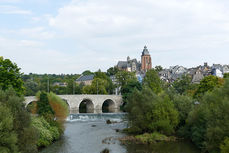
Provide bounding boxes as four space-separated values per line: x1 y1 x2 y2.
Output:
40 113 200 153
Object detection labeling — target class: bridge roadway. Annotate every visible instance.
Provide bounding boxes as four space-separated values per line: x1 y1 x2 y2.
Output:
24 94 123 114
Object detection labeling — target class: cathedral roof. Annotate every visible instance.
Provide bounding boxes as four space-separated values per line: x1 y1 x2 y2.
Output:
76 74 94 82
117 61 127 69
142 45 150 56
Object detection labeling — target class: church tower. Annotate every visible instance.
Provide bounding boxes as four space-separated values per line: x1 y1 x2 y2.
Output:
141 45 152 72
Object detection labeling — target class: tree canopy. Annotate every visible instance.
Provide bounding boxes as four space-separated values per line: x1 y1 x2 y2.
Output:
172 75 196 95
143 69 162 94
121 79 142 104
186 79 229 153
126 87 179 135
155 65 163 72
194 75 224 99
0 57 24 95
115 70 137 88
82 70 94 76
106 66 119 76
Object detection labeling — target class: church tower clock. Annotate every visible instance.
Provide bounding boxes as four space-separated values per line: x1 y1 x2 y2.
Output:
141 46 152 72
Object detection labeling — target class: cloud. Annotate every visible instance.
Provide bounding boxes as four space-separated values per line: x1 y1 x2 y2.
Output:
48 0 229 49
19 27 55 39
0 5 31 14
1 0 229 73
48 0 229 57
0 36 117 74
19 40 44 47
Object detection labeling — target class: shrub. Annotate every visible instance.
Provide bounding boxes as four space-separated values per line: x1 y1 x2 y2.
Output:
135 132 169 144
37 91 54 117
48 92 69 120
31 116 60 147
0 104 18 153
0 88 38 153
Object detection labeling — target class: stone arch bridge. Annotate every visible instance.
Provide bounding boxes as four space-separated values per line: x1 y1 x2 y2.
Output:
24 95 123 114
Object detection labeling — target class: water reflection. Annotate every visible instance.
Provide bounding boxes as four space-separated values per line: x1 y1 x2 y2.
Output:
125 141 200 153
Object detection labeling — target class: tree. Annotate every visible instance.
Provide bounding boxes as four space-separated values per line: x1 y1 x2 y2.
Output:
194 75 224 99
0 57 24 95
106 66 119 76
115 71 137 88
37 91 54 117
172 94 194 128
94 71 114 94
143 69 162 94
224 73 229 78
24 80 39 96
186 105 208 150
82 70 93 76
82 78 108 94
66 79 75 94
155 65 163 72
172 75 194 95
0 88 38 153
221 137 229 153
121 79 142 105
22 73 81 95
74 83 83 94
0 104 18 153
186 79 229 152
126 88 179 135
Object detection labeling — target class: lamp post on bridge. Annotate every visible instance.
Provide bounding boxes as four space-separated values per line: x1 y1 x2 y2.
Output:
73 81 75 95
96 80 98 95
47 77 50 93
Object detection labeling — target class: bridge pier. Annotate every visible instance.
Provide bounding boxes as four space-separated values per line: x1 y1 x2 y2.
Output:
70 109 79 114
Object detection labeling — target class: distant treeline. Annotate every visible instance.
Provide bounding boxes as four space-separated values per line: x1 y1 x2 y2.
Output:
22 73 81 96
22 67 120 96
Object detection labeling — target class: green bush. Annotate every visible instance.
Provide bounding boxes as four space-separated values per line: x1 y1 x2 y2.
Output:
0 104 18 153
135 132 169 144
49 126 60 141
0 88 38 153
31 116 60 147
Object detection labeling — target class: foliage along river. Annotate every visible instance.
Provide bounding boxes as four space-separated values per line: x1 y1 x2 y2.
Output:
40 113 200 153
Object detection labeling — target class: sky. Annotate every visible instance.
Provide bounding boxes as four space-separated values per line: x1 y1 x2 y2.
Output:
0 0 229 74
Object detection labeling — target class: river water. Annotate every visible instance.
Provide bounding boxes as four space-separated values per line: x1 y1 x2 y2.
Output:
40 113 200 153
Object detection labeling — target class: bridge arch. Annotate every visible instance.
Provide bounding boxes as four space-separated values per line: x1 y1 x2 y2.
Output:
26 100 35 107
26 101 37 113
62 98 70 107
102 99 115 113
79 98 94 113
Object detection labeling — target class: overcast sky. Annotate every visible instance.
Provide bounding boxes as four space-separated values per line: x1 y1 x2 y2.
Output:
0 0 229 74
